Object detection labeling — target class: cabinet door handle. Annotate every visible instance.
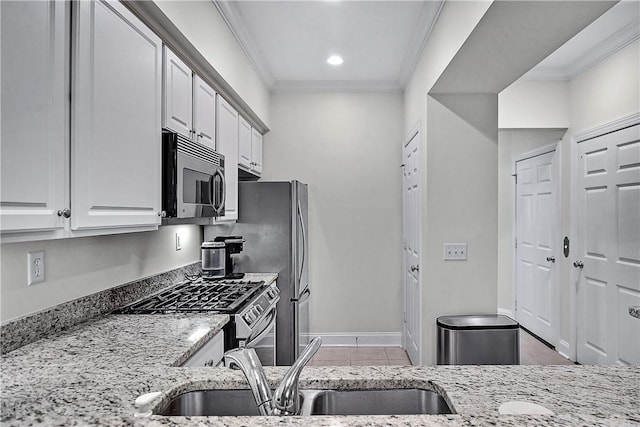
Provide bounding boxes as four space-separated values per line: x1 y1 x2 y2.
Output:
410 265 419 272
546 256 556 263
57 209 71 218
573 260 584 268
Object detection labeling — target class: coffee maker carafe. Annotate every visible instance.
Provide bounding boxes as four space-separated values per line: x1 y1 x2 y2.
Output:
213 236 245 279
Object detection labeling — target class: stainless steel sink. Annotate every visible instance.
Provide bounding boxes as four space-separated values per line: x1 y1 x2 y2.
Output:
300 388 453 416
156 389 261 416
156 388 453 417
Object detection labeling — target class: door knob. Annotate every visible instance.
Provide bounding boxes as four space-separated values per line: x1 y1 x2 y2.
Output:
573 260 584 268
410 265 419 272
546 256 556 263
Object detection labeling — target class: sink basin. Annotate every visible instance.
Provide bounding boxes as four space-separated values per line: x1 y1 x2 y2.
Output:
301 388 453 416
156 389 261 416
156 388 453 417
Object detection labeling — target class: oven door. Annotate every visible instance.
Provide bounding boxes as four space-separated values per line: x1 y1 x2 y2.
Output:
177 151 225 218
245 306 277 366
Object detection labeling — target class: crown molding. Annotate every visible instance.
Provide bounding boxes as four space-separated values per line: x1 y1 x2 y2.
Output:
523 17 640 81
272 80 402 94
212 0 276 89
397 0 444 87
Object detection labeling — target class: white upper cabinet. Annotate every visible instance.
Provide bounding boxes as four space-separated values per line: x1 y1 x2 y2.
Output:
193 75 216 150
163 48 193 139
238 116 252 170
250 128 263 175
0 0 69 234
72 0 162 230
216 96 239 222
238 116 263 177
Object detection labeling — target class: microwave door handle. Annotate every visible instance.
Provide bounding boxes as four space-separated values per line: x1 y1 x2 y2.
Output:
215 168 226 215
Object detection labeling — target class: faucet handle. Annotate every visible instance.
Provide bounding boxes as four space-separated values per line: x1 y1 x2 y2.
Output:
273 337 322 415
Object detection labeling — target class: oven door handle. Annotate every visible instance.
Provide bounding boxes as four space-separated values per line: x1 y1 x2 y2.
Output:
245 307 277 348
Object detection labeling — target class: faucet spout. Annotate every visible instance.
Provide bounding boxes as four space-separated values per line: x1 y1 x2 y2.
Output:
224 348 273 416
272 337 322 415
223 337 322 416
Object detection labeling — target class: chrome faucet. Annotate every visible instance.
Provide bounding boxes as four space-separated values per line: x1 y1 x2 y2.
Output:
223 337 322 416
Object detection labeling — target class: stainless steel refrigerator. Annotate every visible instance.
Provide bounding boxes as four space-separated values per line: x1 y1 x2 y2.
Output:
231 180 309 366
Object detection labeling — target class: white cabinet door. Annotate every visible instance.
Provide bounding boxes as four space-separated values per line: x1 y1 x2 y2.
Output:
238 116 252 170
0 0 68 234
163 48 192 139
251 128 263 175
193 75 216 150
72 0 162 230
216 96 239 222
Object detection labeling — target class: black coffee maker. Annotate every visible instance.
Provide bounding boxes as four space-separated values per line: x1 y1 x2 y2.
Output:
213 236 245 279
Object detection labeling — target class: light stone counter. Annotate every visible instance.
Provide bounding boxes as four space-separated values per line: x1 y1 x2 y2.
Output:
2 271 638 426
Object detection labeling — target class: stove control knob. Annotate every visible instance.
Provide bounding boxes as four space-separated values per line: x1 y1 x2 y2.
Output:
255 305 264 314
243 313 253 324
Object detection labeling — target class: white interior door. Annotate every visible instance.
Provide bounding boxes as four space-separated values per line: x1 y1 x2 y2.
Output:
515 149 560 346
576 124 640 365
402 127 421 365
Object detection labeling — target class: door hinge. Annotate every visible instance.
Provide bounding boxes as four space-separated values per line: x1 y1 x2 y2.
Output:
515 239 517 249
403 311 406 323
512 173 517 184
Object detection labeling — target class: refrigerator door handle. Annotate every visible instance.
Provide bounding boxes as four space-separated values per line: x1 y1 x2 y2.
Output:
297 200 306 287
291 287 310 303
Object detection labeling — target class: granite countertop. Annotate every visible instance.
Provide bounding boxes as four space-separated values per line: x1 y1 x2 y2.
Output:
2 271 639 426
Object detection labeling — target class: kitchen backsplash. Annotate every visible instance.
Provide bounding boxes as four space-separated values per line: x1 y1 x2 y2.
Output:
0 262 201 354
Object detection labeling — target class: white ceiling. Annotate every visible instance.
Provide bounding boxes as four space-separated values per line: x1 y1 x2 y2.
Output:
215 0 639 92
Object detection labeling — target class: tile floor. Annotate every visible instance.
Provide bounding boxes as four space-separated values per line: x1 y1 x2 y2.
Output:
308 328 574 366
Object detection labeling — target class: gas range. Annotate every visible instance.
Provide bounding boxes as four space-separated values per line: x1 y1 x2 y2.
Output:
113 275 280 354
114 277 272 314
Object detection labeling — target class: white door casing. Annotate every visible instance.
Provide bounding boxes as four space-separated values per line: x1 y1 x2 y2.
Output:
515 148 560 347
575 123 640 365
402 124 421 365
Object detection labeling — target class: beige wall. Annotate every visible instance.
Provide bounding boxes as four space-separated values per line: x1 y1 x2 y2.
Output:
404 0 494 364
155 1 271 126
495 39 639 358
499 80 570 129
261 92 404 335
0 225 202 322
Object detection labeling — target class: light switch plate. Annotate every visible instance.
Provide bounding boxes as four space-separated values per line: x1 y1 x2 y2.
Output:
28 251 45 285
444 243 467 261
175 233 182 251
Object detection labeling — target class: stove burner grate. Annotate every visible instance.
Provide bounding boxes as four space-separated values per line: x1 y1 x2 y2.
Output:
113 278 266 314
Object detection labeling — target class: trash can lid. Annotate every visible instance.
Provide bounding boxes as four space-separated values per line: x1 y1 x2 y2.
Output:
436 314 519 330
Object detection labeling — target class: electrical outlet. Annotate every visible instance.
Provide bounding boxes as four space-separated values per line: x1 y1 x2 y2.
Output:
175 232 182 251
444 243 467 261
28 251 45 285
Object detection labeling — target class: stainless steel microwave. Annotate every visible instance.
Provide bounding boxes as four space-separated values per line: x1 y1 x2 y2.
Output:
162 130 225 218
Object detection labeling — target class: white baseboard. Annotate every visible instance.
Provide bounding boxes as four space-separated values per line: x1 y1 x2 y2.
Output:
254 332 403 348
497 307 515 319
557 339 573 361
302 332 402 347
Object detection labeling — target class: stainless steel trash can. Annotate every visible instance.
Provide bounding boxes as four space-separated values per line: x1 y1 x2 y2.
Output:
437 315 520 365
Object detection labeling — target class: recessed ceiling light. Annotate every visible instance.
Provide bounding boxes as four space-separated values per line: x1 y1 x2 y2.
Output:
327 55 343 66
